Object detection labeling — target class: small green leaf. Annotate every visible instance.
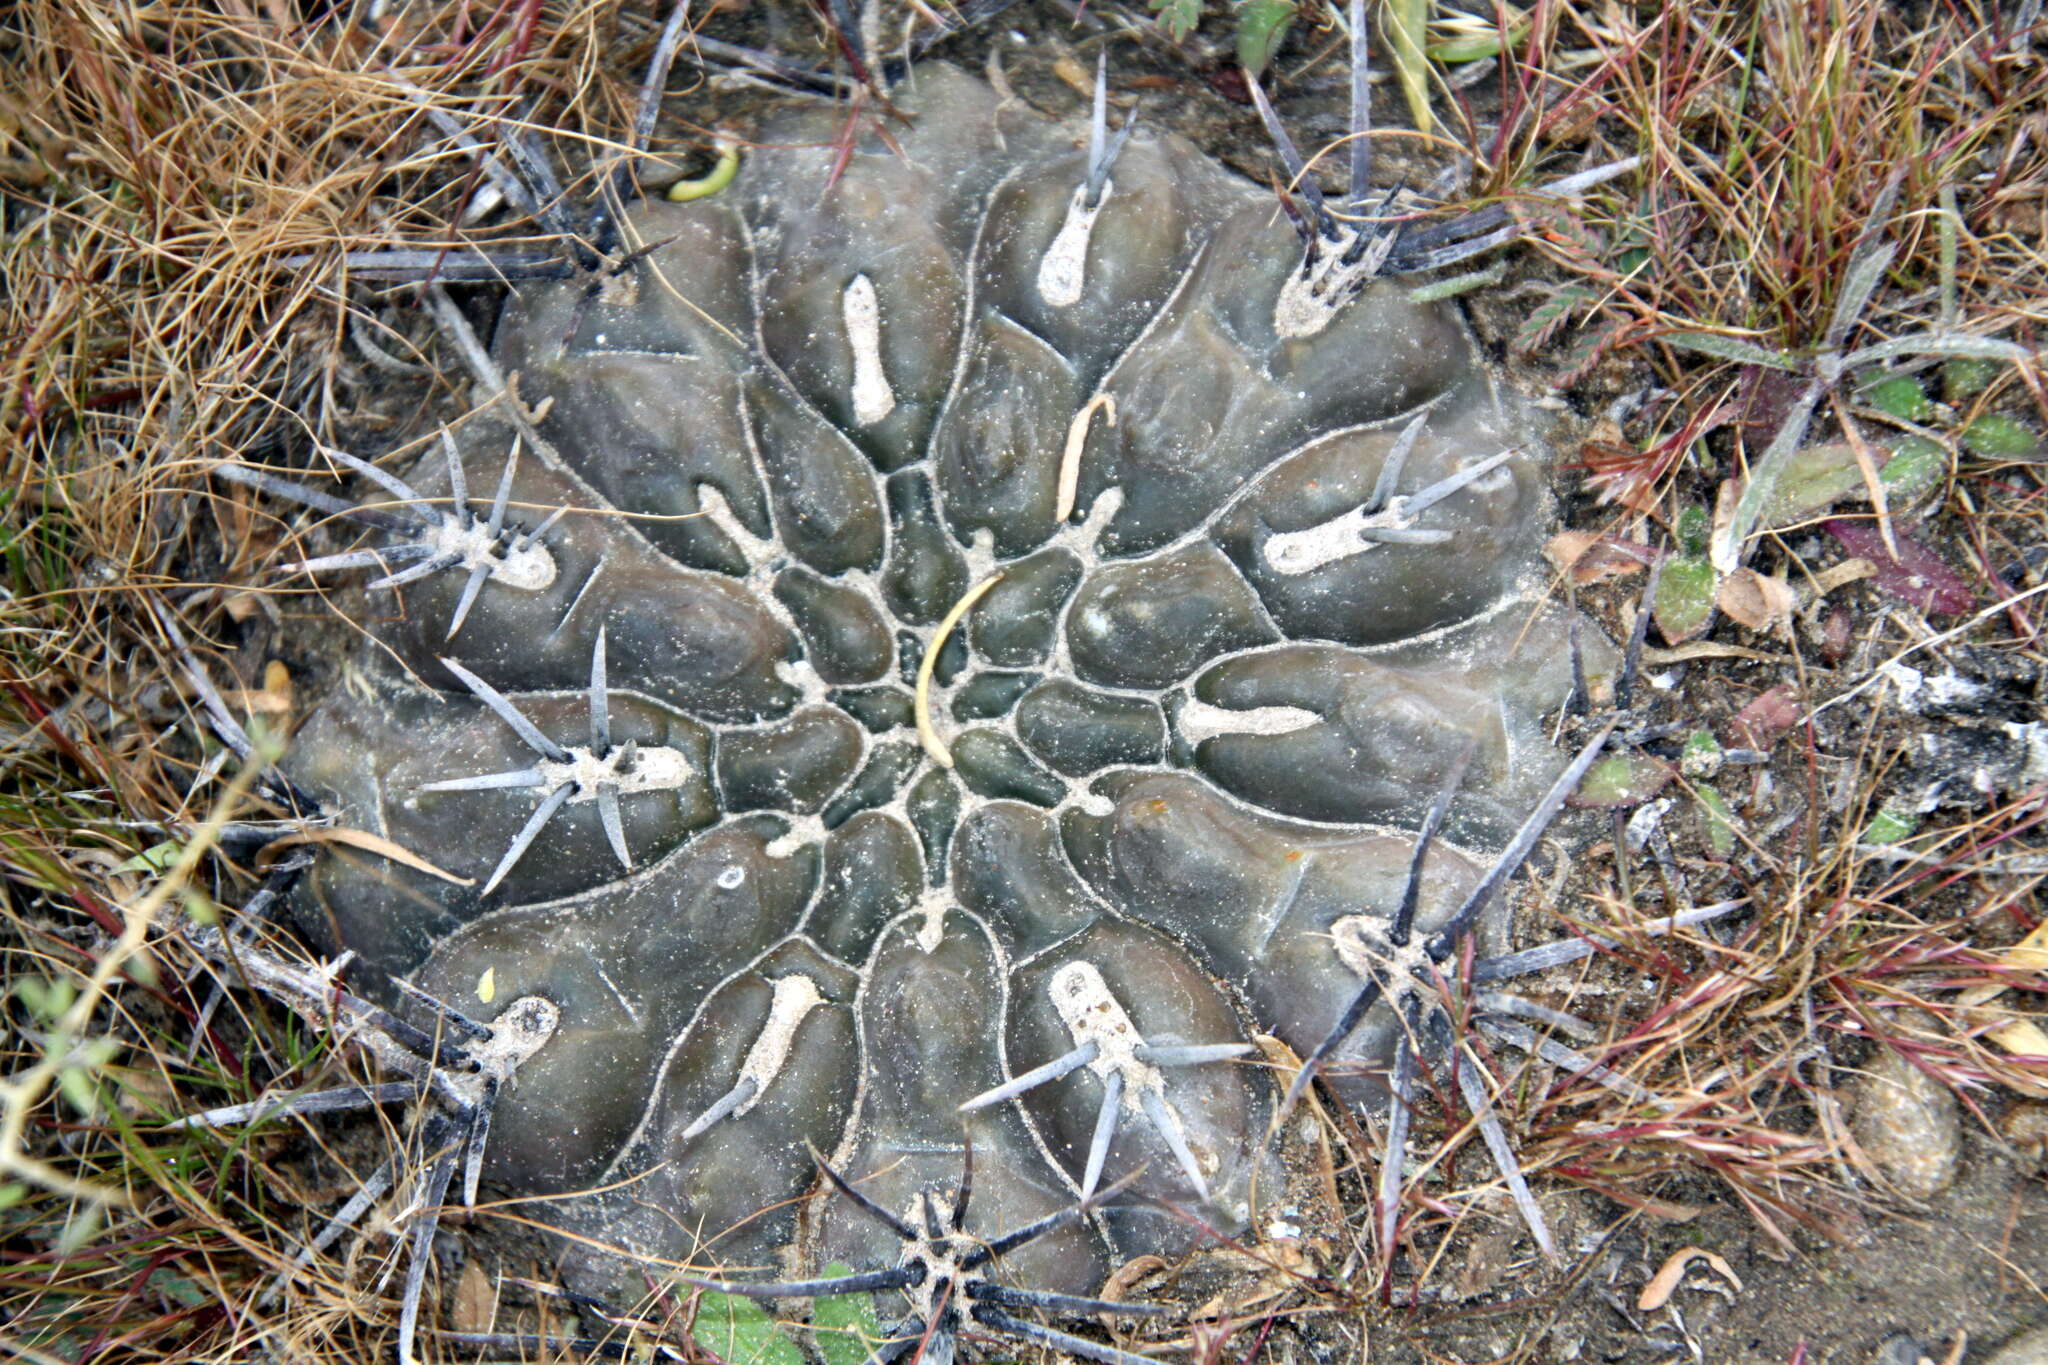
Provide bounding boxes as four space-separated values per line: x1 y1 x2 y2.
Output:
1149 0 1203 41
1861 803 1918 845
15 975 76 1023
1680 729 1723 779
1863 375 1931 423
1711 378 1825 573
0 1183 26 1211
692 1291 805 1365
1569 752 1673 808
1764 442 1866 524
1961 413 2042 460
182 890 219 928
1653 556 1717 644
1428 17 1527 63
1693 786 1738 858
58 1065 99 1116
1675 505 1710 557
813 1263 885 1365
1944 355 1999 401
1235 0 1296 77
146 1267 211 1309
118 840 183 875
1878 436 1946 505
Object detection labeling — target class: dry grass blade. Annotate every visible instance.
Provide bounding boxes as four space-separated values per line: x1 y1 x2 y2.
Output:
0 0 642 1356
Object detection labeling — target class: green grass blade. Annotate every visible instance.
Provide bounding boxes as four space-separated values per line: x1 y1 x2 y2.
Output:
1387 0 1432 135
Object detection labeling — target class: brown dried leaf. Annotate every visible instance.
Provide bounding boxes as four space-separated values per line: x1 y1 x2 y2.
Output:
1811 558 1876 595
1189 1240 1320 1321
1100 1255 1172 1307
1729 683 1801 750
452 1259 494 1335
258 828 475 886
1051 55 1094 99
1709 477 1742 558
1545 531 1656 585
1638 1246 1744 1311
1819 604 1853 665
221 590 264 622
1717 568 1796 632
1643 641 1787 666
224 688 291 716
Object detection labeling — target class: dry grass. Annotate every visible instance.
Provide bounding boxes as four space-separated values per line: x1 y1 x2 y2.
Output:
1482 0 2048 503
0 1 2044 1362
0 1 651 1357
1276 0 2048 1326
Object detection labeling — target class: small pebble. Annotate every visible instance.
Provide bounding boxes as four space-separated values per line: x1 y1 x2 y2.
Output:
1868 1334 1925 1365
1982 1326 2048 1365
1853 1044 1961 1199
1999 1100 2048 1164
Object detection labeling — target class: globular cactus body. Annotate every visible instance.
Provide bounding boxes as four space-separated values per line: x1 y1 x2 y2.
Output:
283 64 1616 1293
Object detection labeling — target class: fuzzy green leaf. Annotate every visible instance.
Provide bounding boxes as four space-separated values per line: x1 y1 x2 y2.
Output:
182 890 220 927
1961 413 2042 460
1861 803 1918 845
693 1291 806 1365
1680 729 1723 779
56 1202 102 1256
15 975 76 1023
1878 436 1946 504
1938 184 1959 326
1711 377 1825 572
813 1264 885 1365
1845 333 2031 369
1150 0 1204 41
1764 442 1870 525
1235 0 1296 77
1862 375 1932 422
1408 261 1504 302
1944 355 1999 401
1693 785 1738 858
1569 752 1673 809
1675 505 1710 558
58 1065 99 1116
1653 556 1716 644
1822 240 1897 350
